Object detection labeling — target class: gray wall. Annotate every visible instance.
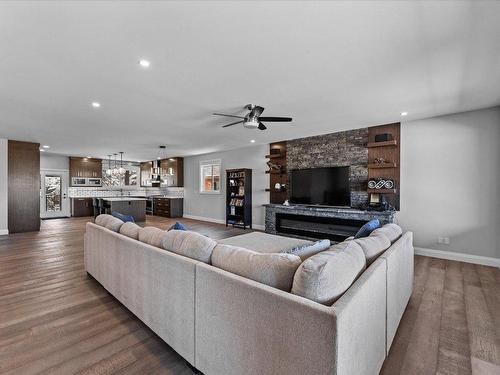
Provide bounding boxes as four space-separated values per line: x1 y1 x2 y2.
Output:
40 154 69 170
183 145 269 229
0 139 8 234
398 106 500 259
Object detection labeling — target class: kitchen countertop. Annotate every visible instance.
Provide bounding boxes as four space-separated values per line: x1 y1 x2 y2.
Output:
102 197 147 202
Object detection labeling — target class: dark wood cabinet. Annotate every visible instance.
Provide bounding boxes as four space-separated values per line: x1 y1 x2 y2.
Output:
8 140 40 233
72 198 94 217
70 157 102 182
140 157 184 187
153 198 183 218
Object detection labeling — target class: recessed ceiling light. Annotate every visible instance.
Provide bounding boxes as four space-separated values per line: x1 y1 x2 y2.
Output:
139 59 150 68
92 102 101 108
157 157 161 160
400 111 408 116
86 156 91 159
250 139 256 143
42 145 50 149
39 148 46 152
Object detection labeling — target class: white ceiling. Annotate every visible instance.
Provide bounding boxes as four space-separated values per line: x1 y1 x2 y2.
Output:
0 1 499 161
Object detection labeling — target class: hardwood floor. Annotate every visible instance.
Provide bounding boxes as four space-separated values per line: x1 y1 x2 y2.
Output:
0 217 499 374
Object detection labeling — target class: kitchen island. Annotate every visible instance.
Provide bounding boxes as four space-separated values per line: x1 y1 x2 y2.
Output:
102 197 147 222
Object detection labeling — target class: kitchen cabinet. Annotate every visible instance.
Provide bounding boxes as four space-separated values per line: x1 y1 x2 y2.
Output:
153 198 183 218
70 157 102 180
140 158 184 187
72 198 94 217
140 162 153 187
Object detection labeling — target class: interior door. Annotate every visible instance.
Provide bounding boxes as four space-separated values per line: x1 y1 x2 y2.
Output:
40 170 70 218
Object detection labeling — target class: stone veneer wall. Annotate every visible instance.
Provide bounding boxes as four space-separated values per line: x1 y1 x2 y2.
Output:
286 128 369 208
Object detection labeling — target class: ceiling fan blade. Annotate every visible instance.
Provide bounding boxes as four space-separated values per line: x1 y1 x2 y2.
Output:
251 106 265 117
258 117 292 122
222 120 244 128
258 122 267 130
213 113 245 119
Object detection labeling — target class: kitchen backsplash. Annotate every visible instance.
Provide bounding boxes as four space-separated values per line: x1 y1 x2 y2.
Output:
68 186 184 198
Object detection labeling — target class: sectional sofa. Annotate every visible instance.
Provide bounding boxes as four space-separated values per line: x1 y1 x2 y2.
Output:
84 215 414 375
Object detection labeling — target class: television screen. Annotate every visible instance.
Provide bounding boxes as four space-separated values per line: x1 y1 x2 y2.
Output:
290 167 350 207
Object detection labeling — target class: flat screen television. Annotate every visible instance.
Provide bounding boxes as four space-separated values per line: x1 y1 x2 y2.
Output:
290 166 351 207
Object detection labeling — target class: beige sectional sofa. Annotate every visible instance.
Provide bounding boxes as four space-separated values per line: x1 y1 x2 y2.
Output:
84 215 414 375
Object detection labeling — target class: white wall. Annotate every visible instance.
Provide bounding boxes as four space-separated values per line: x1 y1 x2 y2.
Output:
0 139 8 235
40 154 69 170
398 106 500 260
183 145 269 229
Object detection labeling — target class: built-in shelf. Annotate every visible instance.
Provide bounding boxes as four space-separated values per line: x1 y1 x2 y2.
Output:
367 140 398 148
367 163 397 169
265 154 285 159
265 170 287 174
367 188 397 194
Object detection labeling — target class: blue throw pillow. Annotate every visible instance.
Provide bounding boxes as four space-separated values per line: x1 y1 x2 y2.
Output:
169 221 187 231
282 239 331 261
354 219 380 239
111 211 135 223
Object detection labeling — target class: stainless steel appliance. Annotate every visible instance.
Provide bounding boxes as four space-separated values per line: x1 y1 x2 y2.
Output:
71 177 102 187
71 177 87 186
146 197 154 215
87 178 102 186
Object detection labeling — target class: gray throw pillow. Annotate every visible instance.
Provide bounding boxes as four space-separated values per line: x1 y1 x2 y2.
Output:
281 239 331 261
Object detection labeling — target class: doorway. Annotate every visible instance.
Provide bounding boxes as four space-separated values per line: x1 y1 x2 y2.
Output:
40 170 70 218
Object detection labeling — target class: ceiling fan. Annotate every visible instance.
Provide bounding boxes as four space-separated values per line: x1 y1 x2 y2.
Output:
213 104 292 130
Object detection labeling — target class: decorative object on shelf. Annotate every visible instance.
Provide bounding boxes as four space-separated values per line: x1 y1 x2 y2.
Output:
283 199 290 206
214 104 293 131
368 178 394 190
374 157 386 164
226 168 252 229
266 160 285 174
374 133 393 142
270 148 281 155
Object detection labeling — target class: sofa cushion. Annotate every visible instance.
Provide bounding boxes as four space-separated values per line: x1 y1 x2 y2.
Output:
161 230 217 263
112 211 135 223
95 214 124 232
281 239 331 261
169 221 187 231
218 232 313 254
212 244 302 291
354 219 380 239
138 227 165 248
354 232 391 265
119 221 141 240
371 223 403 243
291 240 366 305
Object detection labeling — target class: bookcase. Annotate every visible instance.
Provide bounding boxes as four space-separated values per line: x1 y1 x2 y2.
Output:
226 168 252 229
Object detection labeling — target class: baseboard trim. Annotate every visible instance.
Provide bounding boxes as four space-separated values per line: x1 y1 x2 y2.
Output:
183 214 264 231
414 247 500 268
0 229 8 236
182 214 225 225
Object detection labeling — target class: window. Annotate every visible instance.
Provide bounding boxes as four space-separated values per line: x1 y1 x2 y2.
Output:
200 159 221 194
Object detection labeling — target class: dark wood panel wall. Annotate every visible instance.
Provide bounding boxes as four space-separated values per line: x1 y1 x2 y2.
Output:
8 140 41 233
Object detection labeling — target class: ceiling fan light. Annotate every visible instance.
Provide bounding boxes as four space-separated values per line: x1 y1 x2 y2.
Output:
243 116 259 129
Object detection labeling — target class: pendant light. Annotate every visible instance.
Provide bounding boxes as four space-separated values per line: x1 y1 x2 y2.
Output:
106 154 112 176
118 152 125 176
112 153 118 175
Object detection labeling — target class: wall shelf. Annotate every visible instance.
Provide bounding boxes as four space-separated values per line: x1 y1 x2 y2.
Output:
265 154 285 159
367 163 397 169
367 140 398 148
367 188 397 194
265 170 286 174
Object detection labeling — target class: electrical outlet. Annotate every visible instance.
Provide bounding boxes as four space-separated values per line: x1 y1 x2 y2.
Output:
438 237 450 245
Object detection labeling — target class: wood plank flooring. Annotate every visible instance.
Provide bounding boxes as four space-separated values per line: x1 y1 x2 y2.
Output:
1 217 499 374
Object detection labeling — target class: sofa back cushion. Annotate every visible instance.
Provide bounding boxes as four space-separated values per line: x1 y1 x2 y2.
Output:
119 222 141 240
95 214 124 232
354 232 391 265
291 240 366 305
212 244 302 291
371 223 403 243
138 227 165 248
161 230 217 263
281 239 331 261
